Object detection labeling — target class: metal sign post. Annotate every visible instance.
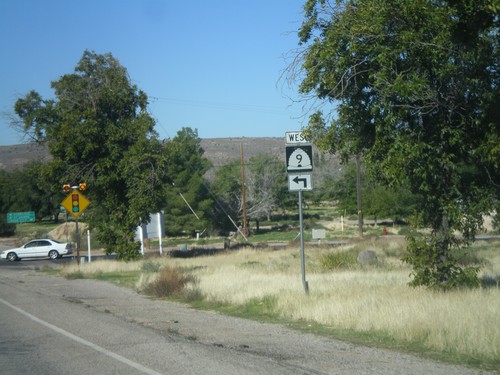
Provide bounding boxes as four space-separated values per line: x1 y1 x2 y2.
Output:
75 219 80 262
298 190 309 294
285 131 312 294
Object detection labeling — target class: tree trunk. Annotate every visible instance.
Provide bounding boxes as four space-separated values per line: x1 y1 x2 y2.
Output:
355 154 363 237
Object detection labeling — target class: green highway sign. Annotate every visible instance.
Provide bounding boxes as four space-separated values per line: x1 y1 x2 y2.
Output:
7 211 35 224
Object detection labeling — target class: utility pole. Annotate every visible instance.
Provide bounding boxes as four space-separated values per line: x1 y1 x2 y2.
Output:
240 143 248 236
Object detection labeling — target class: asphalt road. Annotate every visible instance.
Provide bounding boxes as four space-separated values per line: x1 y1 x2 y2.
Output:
0 257 494 374
0 267 309 374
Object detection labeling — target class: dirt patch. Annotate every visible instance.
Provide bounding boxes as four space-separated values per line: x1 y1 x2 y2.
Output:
48 222 88 242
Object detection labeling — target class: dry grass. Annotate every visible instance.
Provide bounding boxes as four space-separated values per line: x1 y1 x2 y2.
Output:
276 273 499 359
169 240 500 363
61 259 143 276
59 238 500 366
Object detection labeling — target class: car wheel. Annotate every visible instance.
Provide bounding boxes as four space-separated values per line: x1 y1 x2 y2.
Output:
6 252 18 262
48 250 59 260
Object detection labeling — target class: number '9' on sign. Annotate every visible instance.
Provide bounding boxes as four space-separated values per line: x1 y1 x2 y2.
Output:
285 145 313 172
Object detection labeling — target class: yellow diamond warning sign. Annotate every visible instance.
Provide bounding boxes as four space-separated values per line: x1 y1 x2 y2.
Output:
61 189 91 217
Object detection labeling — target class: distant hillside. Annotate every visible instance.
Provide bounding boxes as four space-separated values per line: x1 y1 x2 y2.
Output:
0 137 342 190
0 138 287 171
201 137 284 166
0 143 52 171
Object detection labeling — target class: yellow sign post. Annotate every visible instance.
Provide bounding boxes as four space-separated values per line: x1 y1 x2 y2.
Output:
61 187 91 263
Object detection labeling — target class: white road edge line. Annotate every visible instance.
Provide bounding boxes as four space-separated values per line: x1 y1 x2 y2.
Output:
0 297 163 375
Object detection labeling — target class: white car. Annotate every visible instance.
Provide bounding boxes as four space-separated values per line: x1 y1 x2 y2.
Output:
0 239 73 261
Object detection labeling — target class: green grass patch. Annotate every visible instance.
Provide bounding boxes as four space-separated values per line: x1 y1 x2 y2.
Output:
305 206 337 216
250 229 318 242
41 268 62 276
249 231 296 242
161 237 225 247
64 270 86 280
191 295 282 324
320 250 359 270
240 260 262 268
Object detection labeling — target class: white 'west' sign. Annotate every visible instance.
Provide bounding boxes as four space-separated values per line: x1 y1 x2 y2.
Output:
285 131 309 144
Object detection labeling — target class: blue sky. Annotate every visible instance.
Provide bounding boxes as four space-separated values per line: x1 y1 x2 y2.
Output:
0 0 311 146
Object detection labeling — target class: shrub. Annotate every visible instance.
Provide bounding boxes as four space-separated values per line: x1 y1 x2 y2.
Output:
398 226 422 237
0 218 15 236
320 250 358 270
142 265 198 298
404 235 480 290
142 260 162 273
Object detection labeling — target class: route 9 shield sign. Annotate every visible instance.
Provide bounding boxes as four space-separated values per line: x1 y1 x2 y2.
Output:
285 145 313 172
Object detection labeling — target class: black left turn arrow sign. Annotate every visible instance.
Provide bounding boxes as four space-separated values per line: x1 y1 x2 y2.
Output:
293 176 308 187
288 174 313 192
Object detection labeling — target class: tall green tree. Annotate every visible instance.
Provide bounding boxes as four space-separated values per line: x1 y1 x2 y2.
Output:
325 162 418 223
0 163 59 234
0 164 52 220
296 0 499 289
14 50 169 259
162 128 214 237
